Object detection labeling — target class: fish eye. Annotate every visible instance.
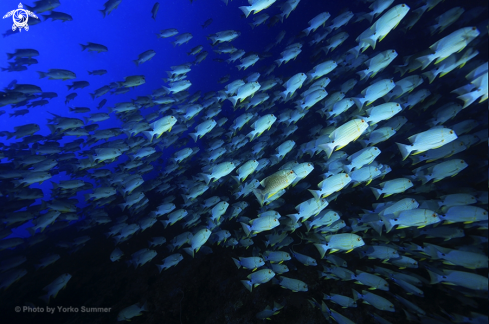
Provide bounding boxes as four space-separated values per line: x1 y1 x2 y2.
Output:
472 27 476 30
394 219 398 221
357 238 361 241
361 119 365 122
450 130 453 134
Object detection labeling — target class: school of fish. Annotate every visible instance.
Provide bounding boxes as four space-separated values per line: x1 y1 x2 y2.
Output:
0 0 488 323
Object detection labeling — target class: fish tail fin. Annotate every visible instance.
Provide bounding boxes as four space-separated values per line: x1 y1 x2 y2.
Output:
133 60 139 67
370 187 382 200
361 36 376 50
231 175 241 185
252 188 265 207
286 213 301 223
37 71 46 79
160 220 170 229
380 215 394 233
240 222 251 236
79 44 86 51
351 289 361 301
183 247 194 258
353 97 367 110
303 27 312 36
416 54 435 70
189 132 199 142
246 130 257 142
307 189 322 201
457 92 477 109
426 269 442 284
420 175 432 185
357 69 370 81
369 221 383 236
318 143 335 159
396 142 412 161
200 173 212 185
99 10 106 18
422 71 437 84
314 243 328 259
232 257 241 269
241 280 253 292
238 6 252 18
143 131 155 142
228 96 238 108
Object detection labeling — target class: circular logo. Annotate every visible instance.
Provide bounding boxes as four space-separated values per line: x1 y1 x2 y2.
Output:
14 9 29 29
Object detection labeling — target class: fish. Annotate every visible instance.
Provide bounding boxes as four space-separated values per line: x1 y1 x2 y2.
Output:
37 69 76 81
40 273 72 304
100 0 122 18
151 2 160 20
43 11 73 22
241 268 275 292
253 170 297 206
239 0 277 19
117 302 148 321
80 43 108 53
202 18 213 29
134 50 156 66
396 127 458 160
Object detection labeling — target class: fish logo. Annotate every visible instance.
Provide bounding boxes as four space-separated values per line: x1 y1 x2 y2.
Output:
3 3 38 32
